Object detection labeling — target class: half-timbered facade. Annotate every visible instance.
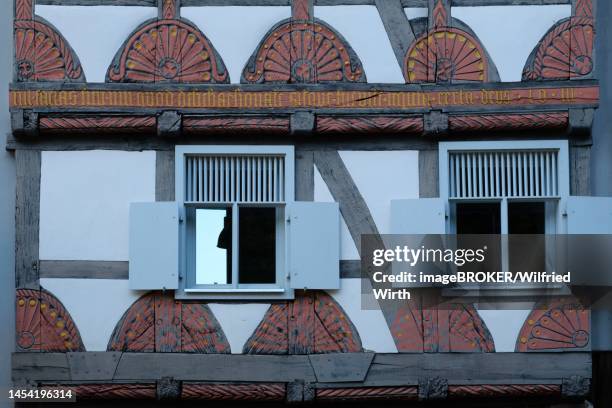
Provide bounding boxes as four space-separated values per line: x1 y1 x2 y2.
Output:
7 0 612 406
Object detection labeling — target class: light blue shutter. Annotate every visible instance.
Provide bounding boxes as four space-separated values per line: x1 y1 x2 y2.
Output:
567 197 612 234
287 202 340 290
129 202 179 290
566 196 612 287
567 197 612 351
391 198 446 234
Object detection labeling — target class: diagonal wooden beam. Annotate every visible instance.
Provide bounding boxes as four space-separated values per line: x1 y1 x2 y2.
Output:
313 150 379 252
375 0 417 70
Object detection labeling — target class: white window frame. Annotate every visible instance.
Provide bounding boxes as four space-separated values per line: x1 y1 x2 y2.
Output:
439 140 571 294
175 145 295 300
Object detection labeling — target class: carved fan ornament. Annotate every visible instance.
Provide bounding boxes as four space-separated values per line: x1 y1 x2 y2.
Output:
405 28 488 83
516 298 590 351
14 19 85 82
107 291 230 353
16 288 85 352
107 19 228 83
522 17 594 80
242 19 365 84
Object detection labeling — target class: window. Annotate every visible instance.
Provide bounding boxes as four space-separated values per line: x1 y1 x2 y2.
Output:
179 148 291 296
440 141 570 290
128 146 341 299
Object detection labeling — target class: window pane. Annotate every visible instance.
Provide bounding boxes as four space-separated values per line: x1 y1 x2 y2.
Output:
196 208 232 285
239 207 276 284
456 202 501 272
509 202 545 272
456 202 501 234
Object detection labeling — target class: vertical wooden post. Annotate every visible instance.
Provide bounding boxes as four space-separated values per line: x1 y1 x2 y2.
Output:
159 0 180 19
291 0 313 22
428 0 451 29
15 149 40 290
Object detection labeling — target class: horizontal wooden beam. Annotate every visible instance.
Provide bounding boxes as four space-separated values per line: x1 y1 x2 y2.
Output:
8 82 599 115
39 260 129 279
13 352 591 389
34 0 572 6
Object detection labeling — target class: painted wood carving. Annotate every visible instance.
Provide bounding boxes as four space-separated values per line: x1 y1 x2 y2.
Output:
391 299 495 352
107 291 230 353
16 288 85 352
317 387 418 401
242 0 365 84
405 28 489 84
39 116 156 134
243 291 362 354
522 0 594 80
316 116 424 134
183 117 290 135
14 0 85 82
516 297 590 352
182 384 285 400
447 385 560 398
106 12 228 83
448 112 569 132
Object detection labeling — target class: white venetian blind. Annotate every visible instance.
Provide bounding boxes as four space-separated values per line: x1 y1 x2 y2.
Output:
184 155 285 203
449 150 559 199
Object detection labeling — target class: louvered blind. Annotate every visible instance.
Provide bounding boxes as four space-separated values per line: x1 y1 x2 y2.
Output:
448 150 559 199
185 155 286 203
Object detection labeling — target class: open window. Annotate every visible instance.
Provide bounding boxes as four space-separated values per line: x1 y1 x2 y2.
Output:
128 145 341 300
440 141 570 293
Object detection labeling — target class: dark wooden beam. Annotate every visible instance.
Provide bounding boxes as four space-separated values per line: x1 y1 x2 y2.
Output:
39 260 129 279
13 352 592 387
155 150 175 201
15 149 40 289
34 0 572 6
375 0 416 70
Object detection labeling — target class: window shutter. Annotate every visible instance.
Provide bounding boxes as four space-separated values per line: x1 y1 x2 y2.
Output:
566 197 612 287
129 202 179 290
287 202 340 290
567 196 612 234
391 198 446 234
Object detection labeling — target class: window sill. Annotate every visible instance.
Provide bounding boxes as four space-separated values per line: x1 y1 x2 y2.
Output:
184 288 286 293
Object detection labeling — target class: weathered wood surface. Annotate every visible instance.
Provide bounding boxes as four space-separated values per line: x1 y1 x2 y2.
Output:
13 352 591 386
313 150 379 252
15 149 40 289
418 149 439 198
375 0 415 69
309 353 374 383
34 0 573 6
39 260 129 279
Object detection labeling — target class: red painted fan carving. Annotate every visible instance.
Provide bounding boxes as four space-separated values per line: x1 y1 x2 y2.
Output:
107 19 228 83
242 20 365 84
243 291 362 354
16 288 85 352
516 298 590 351
107 291 230 353
405 28 487 83
14 19 85 82
522 17 594 80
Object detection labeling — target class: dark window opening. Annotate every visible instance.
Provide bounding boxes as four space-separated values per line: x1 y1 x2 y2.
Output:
239 207 276 284
509 202 546 272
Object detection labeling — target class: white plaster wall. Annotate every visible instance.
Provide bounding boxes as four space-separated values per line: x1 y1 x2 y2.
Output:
314 6 404 83
329 279 397 353
314 167 360 260
339 151 419 234
405 7 428 20
182 7 291 84
208 303 270 354
40 279 144 351
477 309 533 352
36 6 157 83
453 5 572 82
39 150 156 261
